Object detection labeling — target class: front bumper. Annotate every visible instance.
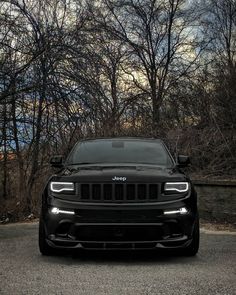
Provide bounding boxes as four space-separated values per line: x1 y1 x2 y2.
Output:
46 233 192 250
42 196 197 250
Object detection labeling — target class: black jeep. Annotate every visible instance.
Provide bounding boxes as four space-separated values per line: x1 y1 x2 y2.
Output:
39 137 199 256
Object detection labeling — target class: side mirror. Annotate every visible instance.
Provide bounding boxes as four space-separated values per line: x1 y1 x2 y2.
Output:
177 155 190 167
50 155 64 168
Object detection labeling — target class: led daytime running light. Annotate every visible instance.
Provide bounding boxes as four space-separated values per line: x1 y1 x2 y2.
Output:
164 207 188 215
51 207 75 215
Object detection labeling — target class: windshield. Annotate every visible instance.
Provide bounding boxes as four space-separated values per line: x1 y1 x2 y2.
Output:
67 139 174 167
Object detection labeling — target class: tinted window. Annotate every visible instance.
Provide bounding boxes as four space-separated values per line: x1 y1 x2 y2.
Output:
67 140 173 167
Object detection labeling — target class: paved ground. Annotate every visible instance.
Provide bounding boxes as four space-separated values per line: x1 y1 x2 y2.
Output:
0 223 235 295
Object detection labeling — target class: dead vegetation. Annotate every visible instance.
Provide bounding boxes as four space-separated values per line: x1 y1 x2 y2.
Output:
0 0 236 221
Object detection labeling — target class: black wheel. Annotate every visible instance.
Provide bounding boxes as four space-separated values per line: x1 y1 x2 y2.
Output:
39 217 54 256
184 215 200 256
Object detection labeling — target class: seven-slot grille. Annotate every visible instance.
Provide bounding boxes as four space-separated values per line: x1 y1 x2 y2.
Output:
78 183 160 202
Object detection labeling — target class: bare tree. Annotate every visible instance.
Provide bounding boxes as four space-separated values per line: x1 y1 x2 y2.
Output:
202 0 236 128
90 0 203 133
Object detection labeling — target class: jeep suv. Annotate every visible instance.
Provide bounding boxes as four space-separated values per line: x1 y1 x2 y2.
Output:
39 137 199 255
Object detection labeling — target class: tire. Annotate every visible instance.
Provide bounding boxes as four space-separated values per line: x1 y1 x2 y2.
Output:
38 217 54 256
184 215 200 256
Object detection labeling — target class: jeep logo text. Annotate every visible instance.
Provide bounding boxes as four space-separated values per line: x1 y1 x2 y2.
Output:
112 176 127 181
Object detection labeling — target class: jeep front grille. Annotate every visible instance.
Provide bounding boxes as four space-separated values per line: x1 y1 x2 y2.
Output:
78 183 160 202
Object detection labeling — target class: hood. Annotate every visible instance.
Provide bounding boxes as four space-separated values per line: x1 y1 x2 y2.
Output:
54 164 187 183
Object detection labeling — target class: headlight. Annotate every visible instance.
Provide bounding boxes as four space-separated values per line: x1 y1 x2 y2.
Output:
164 182 189 193
50 182 74 192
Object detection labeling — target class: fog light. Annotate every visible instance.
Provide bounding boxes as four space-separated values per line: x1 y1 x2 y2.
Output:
51 207 75 215
164 207 188 215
